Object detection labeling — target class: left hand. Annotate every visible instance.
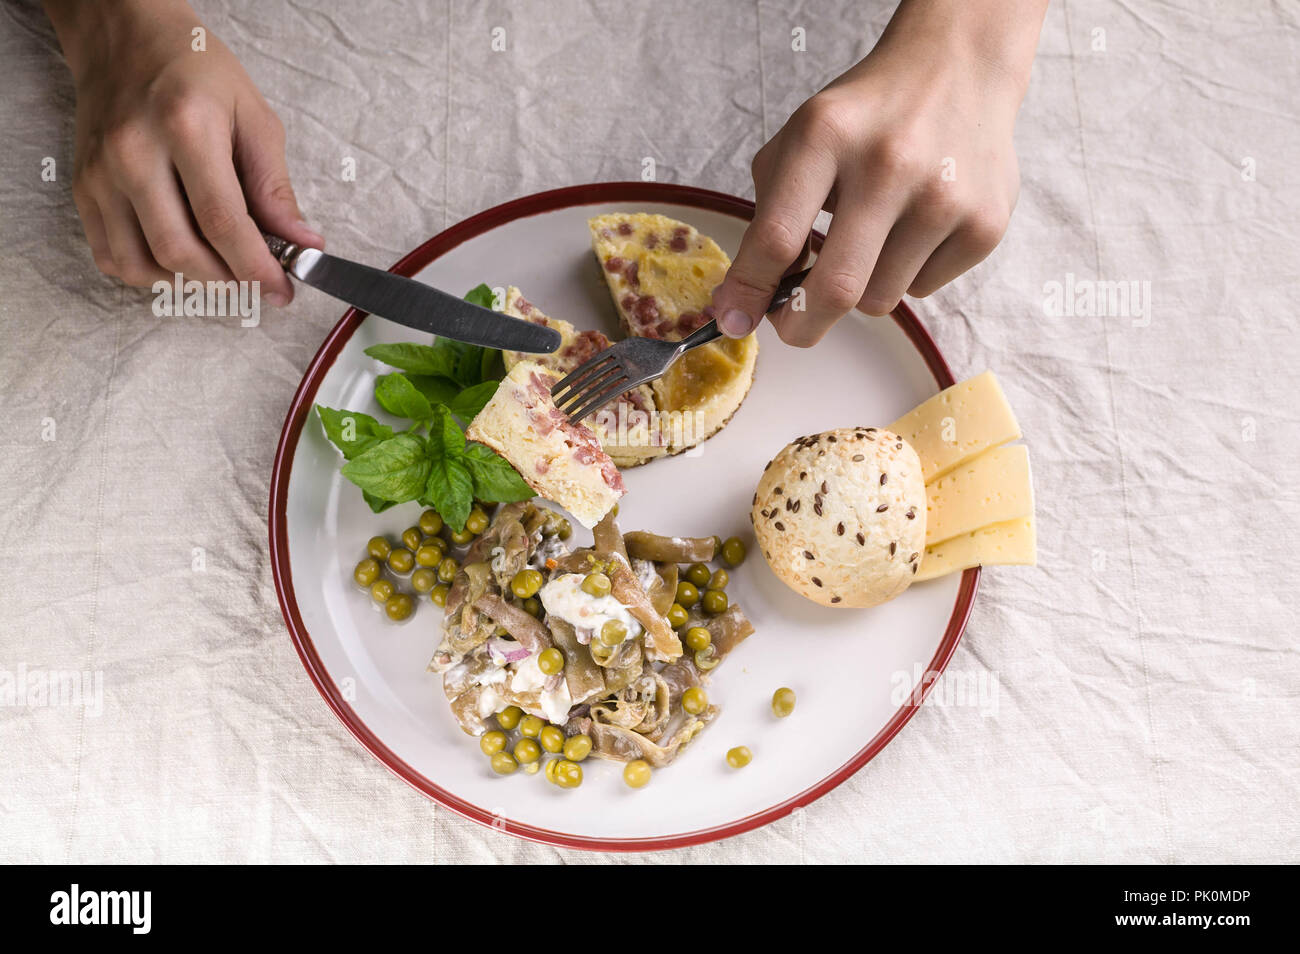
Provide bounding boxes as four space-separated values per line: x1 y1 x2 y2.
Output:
712 0 1046 346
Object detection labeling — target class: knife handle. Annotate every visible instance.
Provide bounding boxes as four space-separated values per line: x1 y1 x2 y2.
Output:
262 232 301 269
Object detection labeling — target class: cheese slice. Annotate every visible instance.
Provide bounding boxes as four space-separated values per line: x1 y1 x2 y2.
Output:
890 371 1021 483
924 444 1033 547
914 516 1036 582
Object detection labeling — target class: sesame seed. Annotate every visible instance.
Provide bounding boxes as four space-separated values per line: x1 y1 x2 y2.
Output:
804 550 814 560
813 502 823 516
877 504 889 513
827 435 837 443
836 522 845 535
852 454 865 462
880 473 888 486
774 521 785 531
811 577 822 586
909 552 918 562
800 471 807 479
906 507 916 520
831 595 842 604
856 532 865 545
821 481 829 494
792 500 801 512
889 542 896 556
912 564 918 574
774 486 783 495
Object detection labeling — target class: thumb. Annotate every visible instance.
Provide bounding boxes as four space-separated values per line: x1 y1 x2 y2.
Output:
236 115 324 251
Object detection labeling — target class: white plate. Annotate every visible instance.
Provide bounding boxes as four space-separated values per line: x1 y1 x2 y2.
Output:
269 183 977 851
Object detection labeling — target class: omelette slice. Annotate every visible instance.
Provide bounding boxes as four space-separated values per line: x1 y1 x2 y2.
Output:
588 213 758 455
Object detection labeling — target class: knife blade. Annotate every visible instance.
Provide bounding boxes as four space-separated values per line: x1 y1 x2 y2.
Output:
262 233 560 354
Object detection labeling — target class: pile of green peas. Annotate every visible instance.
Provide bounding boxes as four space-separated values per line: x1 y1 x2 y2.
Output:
662 535 748 671
353 505 501 621
480 704 591 789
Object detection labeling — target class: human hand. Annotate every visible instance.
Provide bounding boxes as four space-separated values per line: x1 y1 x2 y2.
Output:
45 0 322 304
712 0 1047 345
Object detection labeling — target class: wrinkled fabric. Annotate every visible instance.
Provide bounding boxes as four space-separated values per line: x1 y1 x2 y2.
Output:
0 0 1296 863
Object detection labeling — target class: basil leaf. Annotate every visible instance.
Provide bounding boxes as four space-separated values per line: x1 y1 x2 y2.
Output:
341 433 430 503
447 380 499 422
463 283 496 309
364 342 458 378
374 373 433 421
423 406 473 531
437 339 490 388
463 442 535 502
479 347 504 383
315 405 394 460
405 373 460 408
363 490 398 513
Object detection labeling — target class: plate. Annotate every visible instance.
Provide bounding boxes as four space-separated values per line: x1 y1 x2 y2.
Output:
269 182 977 851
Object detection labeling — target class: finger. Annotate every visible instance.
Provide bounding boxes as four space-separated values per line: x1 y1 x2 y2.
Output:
857 214 951 316
712 146 836 337
120 158 234 281
100 191 169 287
234 107 323 251
768 186 908 347
73 189 115 276
908 215 1005 298
171 129 294 306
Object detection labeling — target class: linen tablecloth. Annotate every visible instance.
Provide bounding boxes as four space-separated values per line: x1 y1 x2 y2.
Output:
1 0 1296 863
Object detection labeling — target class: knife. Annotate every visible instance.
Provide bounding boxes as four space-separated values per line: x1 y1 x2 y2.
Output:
262 233 560 354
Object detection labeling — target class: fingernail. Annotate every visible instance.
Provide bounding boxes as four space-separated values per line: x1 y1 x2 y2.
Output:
719 309 756 337
266 290 289 307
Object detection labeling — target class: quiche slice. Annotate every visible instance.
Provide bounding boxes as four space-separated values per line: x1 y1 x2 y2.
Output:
588 213 758 454
466 360 624 528
499 287 667 468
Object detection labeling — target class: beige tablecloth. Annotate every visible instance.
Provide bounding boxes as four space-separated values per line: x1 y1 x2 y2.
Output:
2 0 1296 863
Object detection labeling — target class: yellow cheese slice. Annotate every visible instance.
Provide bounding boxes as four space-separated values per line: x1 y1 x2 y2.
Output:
914 516 1036 582
924 444 1033 547
889 371 1021 483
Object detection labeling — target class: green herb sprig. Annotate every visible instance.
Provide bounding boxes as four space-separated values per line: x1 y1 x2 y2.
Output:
313 284 533 530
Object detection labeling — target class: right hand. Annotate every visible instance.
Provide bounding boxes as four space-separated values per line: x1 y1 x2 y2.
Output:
48 0 322 304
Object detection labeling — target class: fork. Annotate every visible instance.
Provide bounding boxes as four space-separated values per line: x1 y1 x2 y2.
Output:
551 267 812 422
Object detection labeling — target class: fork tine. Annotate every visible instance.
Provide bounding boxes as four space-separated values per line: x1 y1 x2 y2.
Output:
554 364 625 413
550 353 618 402
566 376 632 423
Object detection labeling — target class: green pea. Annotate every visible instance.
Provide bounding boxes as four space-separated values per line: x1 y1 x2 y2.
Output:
449 527 476 545
685 562 711 587
623 760 652 788
387 548 414 574
539 725 565 754
511 569 544 599
563 734 592 762
415 544 442 568
701 589 728 615
552 759 583 789
519 714 543 738
353 557 381 587
418 509 443 536
695 646 720 671
538 648 565 675
513 738 541 764
466 508 490 535
666 603 689 629
726 746 752 769
384 593 415 621
370 579 394 604
675 581 699 606
496 706 523 731
681 687 708 715
772 687 796 718
709 568 729 590
721 537 747 567
401 526 422 551
480 730 507 756
521 597 542 618
684 626 712 652
411 568 437 594
430 583 450 608
437 557 459 584
581 572 611 598
366 536 392 560
490 751 518 775
599 619 628 647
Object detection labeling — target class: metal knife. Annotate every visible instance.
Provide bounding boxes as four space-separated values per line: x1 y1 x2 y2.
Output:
262 233 560 354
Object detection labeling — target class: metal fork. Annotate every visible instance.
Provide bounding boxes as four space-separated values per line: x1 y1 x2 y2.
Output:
551 267 811 422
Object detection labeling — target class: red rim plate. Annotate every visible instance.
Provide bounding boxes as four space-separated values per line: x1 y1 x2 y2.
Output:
268 181 979 852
